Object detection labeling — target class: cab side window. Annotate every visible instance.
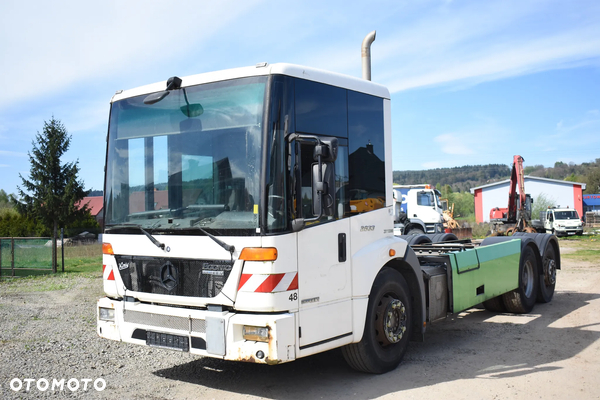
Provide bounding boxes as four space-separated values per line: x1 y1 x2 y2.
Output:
293 78 385 220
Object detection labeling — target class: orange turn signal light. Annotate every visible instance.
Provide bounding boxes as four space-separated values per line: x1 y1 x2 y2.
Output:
239 247 278 261
102 243 114 255
389 249 396 257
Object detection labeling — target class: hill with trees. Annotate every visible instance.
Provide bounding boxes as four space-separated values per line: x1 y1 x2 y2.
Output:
393 158 600 221
393 158 600 194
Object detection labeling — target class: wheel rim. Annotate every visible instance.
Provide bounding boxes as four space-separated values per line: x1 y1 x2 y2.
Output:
544 258 556 285
522 259 535 297
375 295 407 346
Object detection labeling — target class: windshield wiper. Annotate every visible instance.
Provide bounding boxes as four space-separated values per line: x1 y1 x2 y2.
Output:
106 224 166 251
193 226 235 256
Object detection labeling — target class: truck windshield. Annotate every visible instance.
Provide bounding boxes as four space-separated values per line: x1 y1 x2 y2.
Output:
104 76 267 235
417 191 435 207
554 210 579 220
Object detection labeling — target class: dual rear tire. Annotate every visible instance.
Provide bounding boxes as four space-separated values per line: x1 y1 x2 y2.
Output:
501 245 538 313
483 245 539 313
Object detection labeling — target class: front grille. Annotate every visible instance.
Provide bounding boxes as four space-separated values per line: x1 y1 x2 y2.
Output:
191 318 206 333
123 310 206 333
115 256 233 298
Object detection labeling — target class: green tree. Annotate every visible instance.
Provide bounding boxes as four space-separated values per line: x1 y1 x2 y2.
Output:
16 117 89 272
452 191 474 218
584 167 600 194
0 189 12 210
440 184 453 201
531 193 556 220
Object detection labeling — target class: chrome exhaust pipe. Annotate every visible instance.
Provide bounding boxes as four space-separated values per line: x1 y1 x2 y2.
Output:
361 30 376 81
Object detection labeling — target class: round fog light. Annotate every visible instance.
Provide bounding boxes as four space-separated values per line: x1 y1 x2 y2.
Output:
256 350 265 359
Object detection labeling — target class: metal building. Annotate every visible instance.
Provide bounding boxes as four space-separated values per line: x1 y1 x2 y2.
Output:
583 194 600 215
470 176 586 223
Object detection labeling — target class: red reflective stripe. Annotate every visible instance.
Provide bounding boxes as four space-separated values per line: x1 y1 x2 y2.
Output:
288 273 298 290
102 264 106 273
255 274 285 293
238 273 252 291
107 270 115 281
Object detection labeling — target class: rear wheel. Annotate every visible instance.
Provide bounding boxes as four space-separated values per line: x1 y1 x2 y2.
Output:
342 268 412 374
537 244 557 303
502 245 539 313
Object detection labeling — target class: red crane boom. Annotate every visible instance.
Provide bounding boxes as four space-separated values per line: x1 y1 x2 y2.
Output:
489 155 534 234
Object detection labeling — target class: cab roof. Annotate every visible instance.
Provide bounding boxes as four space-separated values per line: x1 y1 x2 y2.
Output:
111 63 390 103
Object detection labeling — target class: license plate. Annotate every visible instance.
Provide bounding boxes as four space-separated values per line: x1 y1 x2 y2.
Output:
568 232 575 235
146 331 189 352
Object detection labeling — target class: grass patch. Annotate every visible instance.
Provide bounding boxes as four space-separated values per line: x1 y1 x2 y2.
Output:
560 236 600 263
562 249 600 263
62 243 103 275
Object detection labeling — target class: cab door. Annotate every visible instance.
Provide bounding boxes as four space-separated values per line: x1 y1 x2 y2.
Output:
294 141 352 349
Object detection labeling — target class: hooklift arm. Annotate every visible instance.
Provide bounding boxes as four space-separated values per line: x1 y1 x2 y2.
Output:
507 155 526 222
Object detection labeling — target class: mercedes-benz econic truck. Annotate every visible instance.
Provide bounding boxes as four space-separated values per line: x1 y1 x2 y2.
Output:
97 32 560 374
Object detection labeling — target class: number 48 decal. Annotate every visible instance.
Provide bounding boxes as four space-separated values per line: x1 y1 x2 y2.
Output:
289 293 298 301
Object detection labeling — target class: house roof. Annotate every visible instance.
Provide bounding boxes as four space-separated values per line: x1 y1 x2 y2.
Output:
470 175 586 194
77 196 104 216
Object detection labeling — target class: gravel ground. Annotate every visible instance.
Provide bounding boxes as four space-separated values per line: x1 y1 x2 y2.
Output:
1 241 599 399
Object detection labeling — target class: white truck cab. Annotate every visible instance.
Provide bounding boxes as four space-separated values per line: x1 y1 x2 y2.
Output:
543 207 583 236
392 184 444 235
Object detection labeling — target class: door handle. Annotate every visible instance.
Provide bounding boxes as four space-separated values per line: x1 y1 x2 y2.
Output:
338 233 346 262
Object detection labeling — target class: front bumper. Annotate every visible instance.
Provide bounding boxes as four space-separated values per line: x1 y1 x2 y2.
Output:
425 223 444 234
97 297 296 365
555 228 583 236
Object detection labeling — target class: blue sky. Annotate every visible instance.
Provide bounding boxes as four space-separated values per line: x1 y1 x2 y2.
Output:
1 0 599 195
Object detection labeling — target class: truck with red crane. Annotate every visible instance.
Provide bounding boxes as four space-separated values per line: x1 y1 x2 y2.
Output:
489 155 540 235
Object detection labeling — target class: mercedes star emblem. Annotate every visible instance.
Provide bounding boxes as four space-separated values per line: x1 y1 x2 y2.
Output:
160 261 178 291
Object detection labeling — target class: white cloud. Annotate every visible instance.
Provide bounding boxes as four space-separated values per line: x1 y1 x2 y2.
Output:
434 133 475 155
0 0 265 108
383 20 600 93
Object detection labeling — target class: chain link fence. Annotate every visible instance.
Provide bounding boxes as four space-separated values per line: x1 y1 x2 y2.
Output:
0 237 59 277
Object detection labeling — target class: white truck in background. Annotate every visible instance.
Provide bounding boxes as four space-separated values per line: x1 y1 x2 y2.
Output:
393 184 444 235
542 207 583 236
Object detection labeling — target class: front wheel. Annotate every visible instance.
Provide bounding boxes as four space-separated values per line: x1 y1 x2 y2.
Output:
342 268 412 374
407 227 425 236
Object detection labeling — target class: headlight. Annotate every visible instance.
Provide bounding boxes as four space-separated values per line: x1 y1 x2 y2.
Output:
99 307 115 322
243 325 269 342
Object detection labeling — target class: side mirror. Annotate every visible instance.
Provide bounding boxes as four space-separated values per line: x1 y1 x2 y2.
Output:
312 162 336 216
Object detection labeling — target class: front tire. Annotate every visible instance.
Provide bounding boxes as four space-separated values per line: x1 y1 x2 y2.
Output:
407 227 425 236
502 245 539 313
342 268 412 374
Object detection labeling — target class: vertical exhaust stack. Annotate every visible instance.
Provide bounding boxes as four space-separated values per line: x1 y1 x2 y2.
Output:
361 30 376 81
